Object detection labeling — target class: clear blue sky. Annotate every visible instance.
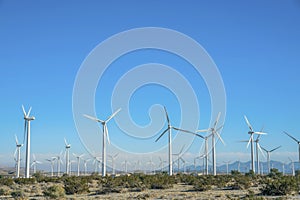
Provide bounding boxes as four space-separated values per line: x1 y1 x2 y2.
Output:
0 0 300 170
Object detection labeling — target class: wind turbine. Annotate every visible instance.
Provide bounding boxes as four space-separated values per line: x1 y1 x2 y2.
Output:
73 153 84 176
159 157 167 172
253 134 265 175
223 161 231 175
31 154 42 174
147 157 155 174
64 138 71 175
46 157 56 177
261 146 281 173
108 153 119 175
55 152 63 176
83 158 91 175
172 145 185 173
197 112 224 176
14 135 23 178
289 157 295 176
244 115 266 173
155 106 198 176
194 133 209 175
84 108 121 177
283 131 300 162
22 105 35 178
122 160 130 173
92 155 100 173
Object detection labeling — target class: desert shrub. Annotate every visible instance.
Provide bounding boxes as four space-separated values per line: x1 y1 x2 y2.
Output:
0 187 9 195
268 168 283 179
193 181 212 191
14 177 36 185
261 176 298 195
11 190 26 199
0 177 14 186
230 175 251 190
43 185 65 199
63 176 89 195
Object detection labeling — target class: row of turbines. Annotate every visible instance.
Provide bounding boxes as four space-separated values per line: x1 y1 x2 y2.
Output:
13 105 300 178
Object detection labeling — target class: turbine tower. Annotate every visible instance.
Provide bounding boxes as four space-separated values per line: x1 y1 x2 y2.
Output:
283 131 300 162
261 145 281 173
14 135 23 178
197 112 224 176
172 145 185 173
109 153 119 175
73 153 84 176
64 138 71 175
155 106 198 176
195 132 208 175
22 105 35 178
84 108 121 177
244 115 266 173
31 154 42 174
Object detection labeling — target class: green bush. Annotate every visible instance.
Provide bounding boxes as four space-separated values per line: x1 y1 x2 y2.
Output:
0 177 14 186
43 185 65 199
261 176 298 195
11 190 26 199
63 176 89 195
14 177 36 185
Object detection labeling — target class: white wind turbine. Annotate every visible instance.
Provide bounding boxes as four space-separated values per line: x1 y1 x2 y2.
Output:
194 133 208 174
55 152 63 176
155 106 198 176
22 105 35 178
108 153 119 175
244 115 266 173
46 157 56 177
147 157 155 174
73 153 84 176
31 154 42 174
289 157 295 176
122 160 130 173
172 145 185 173
223 161 231 175
158 157 167 172
14 135 23 178
283 131 300 162
261 145 281 173
83 158 91 175
64 138 71 175
197 112 224 176
84 108 121 177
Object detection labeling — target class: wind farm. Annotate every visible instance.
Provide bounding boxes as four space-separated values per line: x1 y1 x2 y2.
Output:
1 0 300 199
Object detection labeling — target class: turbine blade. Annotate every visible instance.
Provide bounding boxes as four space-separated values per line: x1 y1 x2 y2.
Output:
22 105 26 116
246 136 251 149
27 107 32 117
270 146 281 152
23 121 27 144
64 138 68 146
155 128 169 142
179 145 185 154
164 106 170 126
105 125 110 144
36 161 42 164
196 129 209 133
260 146 268 153
83 114 103 123
105 108 121 122
257 143 266 158
215 131 225 145
283 131 299 143
172 127 199 137
214 112 221 129
244 115 253 132
254 131 267 135
15 135 18 145
33 154 36 160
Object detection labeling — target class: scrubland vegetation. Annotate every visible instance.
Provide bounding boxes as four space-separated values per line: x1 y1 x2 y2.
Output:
0 169 299 199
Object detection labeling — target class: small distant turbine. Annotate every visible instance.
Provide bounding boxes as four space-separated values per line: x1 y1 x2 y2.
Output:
73 153 85 176
289 157 295 176
122 160 130 173
84 108 121 177
223 161 231 175
283 131 300 162
22 105 35 178
261 145 281 173
172 145 185 173
46 157 56 177
155 106 198 176
197 112 225 176
14 135 23 178
244 115 266 173
64 138 71 175
83 158 91 175
158 157 167 172
109 153 119 175
31 154 42 174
